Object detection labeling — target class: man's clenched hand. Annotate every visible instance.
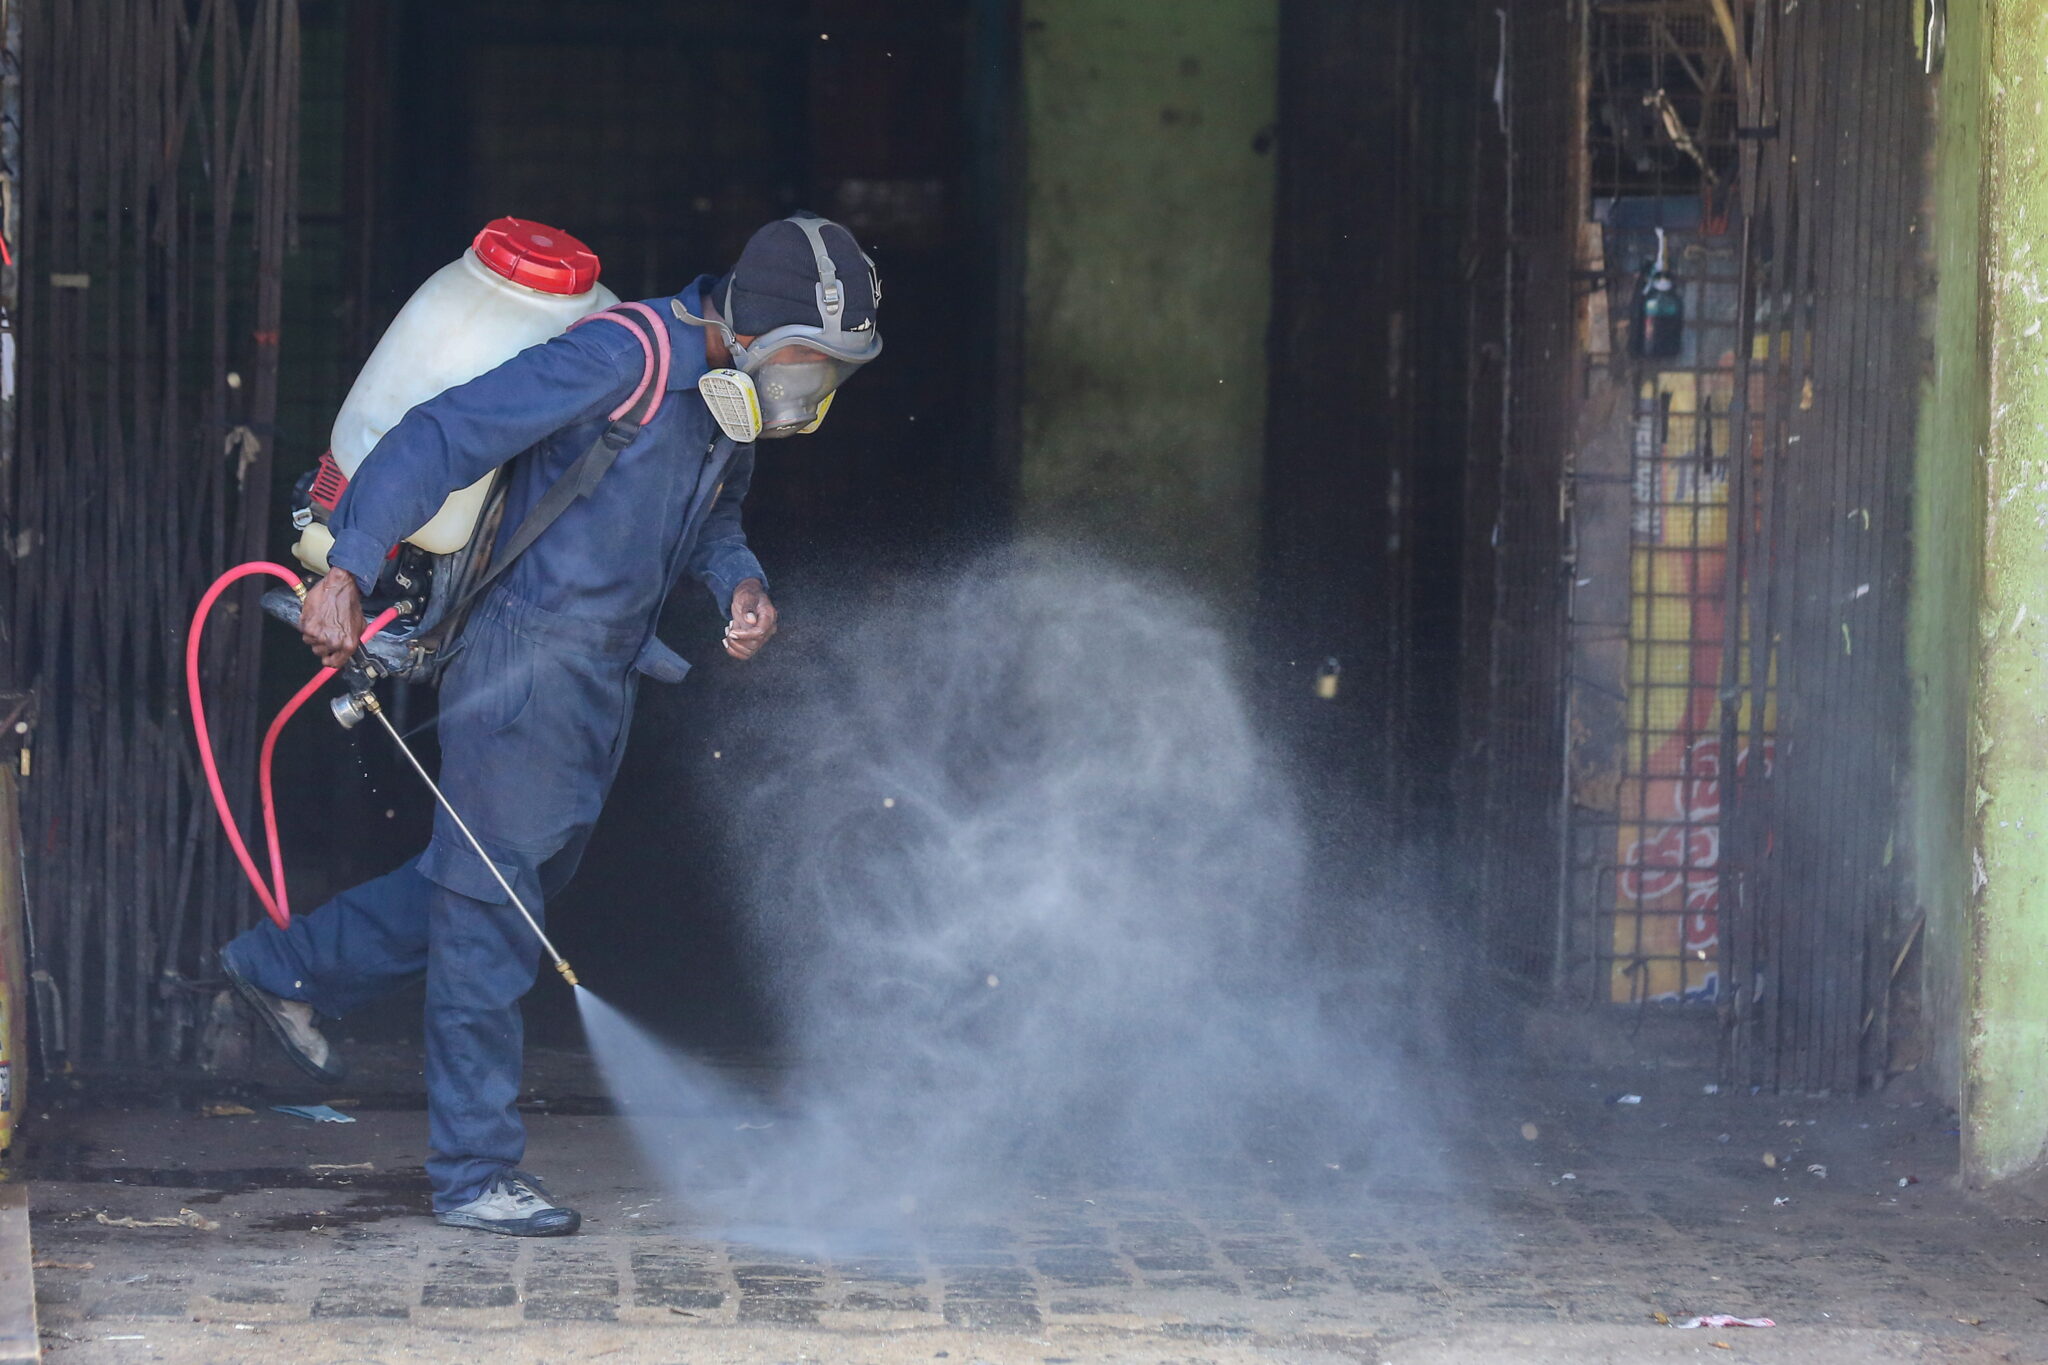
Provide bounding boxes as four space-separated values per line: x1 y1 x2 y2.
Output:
724 578 778 661
302 566 367 669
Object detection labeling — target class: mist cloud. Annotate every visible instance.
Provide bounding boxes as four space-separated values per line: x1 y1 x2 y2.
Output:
586 548 1451 1243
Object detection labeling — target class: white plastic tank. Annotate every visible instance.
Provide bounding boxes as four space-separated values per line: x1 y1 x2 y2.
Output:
329 217 620 553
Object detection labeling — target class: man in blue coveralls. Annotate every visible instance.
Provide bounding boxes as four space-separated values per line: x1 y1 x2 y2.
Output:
217 214 883 1236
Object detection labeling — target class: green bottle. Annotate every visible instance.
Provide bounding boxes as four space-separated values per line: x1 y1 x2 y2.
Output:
1636 227 1684 360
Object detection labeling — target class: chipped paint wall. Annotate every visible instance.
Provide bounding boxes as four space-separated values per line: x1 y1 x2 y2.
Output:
1966 0 2048 1182
1913 0 1987 1142
1015 0 1277 595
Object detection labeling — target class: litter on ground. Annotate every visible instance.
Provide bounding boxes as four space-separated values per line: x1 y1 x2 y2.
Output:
271 1104 356 1123
95 1209 219 1231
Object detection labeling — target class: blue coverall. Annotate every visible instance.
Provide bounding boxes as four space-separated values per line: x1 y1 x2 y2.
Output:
222 277 762 1210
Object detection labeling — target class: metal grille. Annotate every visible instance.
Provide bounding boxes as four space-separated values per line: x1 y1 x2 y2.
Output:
1558 0 1924 1091
1463 0 1582 982
1717 0 1923 1092
9 0 303 1067
1588 2 1742 203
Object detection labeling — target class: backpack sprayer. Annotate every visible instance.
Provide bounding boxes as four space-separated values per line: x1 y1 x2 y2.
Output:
184 218 665 990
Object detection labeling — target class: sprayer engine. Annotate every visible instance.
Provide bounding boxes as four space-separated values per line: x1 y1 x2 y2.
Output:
257 455 438 679
288 453 433 619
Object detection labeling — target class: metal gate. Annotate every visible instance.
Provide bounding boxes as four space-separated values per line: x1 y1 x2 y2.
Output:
1461 0 1582 986
1559 0 1925 1093
1717 0 1922 1092
8 0 303 1068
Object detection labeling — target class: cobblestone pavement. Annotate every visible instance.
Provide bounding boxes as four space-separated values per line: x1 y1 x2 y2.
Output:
17 1054 2048 1363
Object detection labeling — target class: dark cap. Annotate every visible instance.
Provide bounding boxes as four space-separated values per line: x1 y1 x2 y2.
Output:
717 215 879 335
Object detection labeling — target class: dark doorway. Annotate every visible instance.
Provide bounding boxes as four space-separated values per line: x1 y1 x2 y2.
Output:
274 0 1009 1050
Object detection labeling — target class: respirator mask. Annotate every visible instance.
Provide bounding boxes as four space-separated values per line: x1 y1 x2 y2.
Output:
676 215 882 443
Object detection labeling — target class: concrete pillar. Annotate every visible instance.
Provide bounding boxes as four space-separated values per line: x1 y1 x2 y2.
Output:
1015 0 1277 595
1913 0 1986 1148
1963 0 2048 1181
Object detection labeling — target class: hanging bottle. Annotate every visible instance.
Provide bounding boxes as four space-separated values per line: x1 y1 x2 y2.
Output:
1635 226 1684 361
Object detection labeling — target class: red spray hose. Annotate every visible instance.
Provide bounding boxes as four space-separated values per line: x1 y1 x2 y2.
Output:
187 562 399 929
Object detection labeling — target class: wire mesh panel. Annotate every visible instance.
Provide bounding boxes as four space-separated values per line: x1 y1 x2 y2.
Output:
1563 5 1746 1008
1592 268 1748 1006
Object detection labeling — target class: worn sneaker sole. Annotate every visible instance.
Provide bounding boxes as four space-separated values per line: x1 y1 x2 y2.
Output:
435 1208 582 1237
219 951 349 1085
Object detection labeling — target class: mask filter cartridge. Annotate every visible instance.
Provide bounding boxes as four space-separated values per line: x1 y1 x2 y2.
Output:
698 369 763 444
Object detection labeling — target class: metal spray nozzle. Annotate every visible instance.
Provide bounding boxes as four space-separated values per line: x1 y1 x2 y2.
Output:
330 690 375 729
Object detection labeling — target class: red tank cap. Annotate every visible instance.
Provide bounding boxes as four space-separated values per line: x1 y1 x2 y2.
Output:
469 217 601 296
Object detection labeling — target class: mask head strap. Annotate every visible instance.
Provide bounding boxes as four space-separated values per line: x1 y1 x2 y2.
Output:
680 213 881 363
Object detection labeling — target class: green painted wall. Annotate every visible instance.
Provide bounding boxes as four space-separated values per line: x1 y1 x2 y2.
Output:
1966 0 2048 1182
1016 0 1277 593
1912 0 1988 1136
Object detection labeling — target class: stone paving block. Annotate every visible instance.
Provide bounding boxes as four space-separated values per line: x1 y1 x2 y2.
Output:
1034 1246 1130 1286
524 1293 618 1321
729 1262 824 1325
1244 1267 1333 1297
837 1289 930 1312
943 1265 1031 1291
1142 1271 1241 1294
1344 1271 1443 1296
729 1265 822 1288
737 1293 824 1324
421 1279 518 1308
630 1255 728 1313
942 1297 1042 1329
836 1257 924 1286
1156 1320 1259 1340
1130 1250 1214 1271
211 1283 288 1304
1026 1223 1109 1247
635 1284 726 1311
310 1283 411 1318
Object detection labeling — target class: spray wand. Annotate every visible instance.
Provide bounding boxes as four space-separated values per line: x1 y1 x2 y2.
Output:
336 684 578 988
187 561 578 987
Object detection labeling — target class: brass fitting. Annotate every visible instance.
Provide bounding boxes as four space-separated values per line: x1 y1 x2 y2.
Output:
554 958 580 988
329 687 383 730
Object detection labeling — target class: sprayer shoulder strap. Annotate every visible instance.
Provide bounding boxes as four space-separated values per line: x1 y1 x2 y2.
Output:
415 304 672 654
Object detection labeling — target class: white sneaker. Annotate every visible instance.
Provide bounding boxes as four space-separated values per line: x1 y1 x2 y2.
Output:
435 1170 582 1237
220 948 348 1083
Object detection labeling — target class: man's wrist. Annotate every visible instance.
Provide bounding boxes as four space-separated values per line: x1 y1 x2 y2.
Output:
325 527 388 597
